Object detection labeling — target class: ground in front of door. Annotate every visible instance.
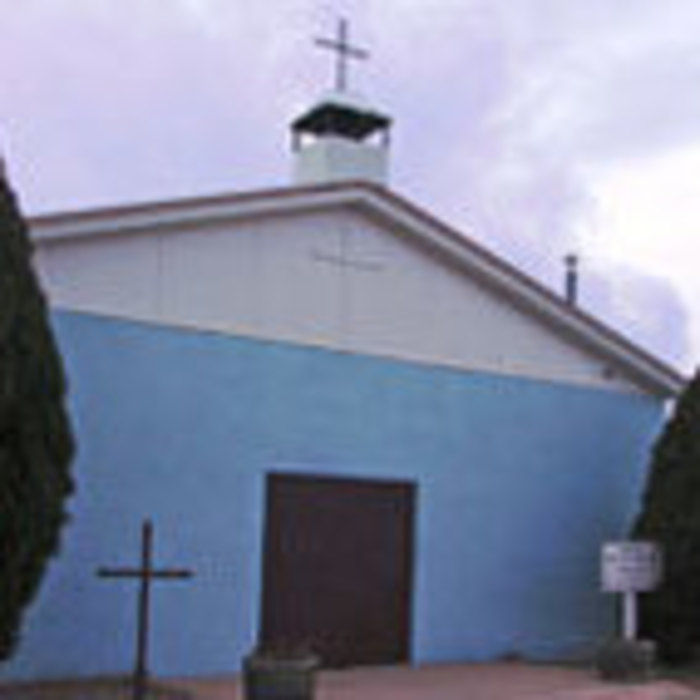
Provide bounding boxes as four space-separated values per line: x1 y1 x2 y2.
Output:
3 663 700 699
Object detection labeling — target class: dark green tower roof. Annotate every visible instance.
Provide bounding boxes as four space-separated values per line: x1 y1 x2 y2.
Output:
291 93 391 142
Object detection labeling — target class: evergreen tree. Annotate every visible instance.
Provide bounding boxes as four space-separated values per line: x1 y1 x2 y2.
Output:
632 369 700 662
0 164 74 660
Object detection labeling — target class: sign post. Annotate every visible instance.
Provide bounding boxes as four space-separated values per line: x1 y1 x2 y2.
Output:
623 590 637 641
601 540 662 637
598 540 662 681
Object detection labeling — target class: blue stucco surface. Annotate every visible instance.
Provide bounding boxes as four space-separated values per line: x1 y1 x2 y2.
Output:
2 311 663 680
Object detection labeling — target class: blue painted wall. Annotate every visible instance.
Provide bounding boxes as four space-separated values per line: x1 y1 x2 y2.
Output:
2 311 663 680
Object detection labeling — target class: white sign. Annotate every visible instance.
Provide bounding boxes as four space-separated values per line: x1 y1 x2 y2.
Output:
601 541 662 593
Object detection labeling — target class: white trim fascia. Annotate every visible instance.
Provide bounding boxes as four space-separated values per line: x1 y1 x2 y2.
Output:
30 188 362 243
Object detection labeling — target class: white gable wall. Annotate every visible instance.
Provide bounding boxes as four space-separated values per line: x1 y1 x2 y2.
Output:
35 207 639 393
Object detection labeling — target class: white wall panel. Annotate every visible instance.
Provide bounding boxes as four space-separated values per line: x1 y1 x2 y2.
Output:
35 208 638 393
256 212 343 345
35 233 160 320
158 220 262 334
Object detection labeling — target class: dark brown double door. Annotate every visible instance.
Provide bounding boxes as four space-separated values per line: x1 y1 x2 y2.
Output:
261 473 416 668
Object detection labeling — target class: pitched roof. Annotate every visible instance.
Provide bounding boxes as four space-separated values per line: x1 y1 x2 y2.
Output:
30 180 684 397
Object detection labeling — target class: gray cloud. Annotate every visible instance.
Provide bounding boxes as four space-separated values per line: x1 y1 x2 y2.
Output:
1 0 697 367
580 263 691 368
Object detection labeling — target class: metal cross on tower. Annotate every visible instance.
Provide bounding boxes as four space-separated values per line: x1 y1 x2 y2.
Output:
97 519 194 700
315 18 369 92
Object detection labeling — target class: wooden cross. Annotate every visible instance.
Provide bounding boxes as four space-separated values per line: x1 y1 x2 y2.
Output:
97 519 194 700
315 18 369 92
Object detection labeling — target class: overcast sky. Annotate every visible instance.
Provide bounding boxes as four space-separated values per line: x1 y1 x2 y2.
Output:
3 0 699 373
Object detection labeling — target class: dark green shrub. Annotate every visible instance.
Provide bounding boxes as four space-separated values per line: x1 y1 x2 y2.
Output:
632 370 700 663
0 167 74 659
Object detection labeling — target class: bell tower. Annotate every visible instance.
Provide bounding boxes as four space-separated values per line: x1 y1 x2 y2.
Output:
291 19 392 186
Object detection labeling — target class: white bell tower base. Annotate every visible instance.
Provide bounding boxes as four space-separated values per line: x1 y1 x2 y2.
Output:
293 135 388 185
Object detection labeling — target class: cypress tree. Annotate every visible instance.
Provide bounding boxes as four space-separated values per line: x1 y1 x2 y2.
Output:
632 369 700 662
0 163 74 660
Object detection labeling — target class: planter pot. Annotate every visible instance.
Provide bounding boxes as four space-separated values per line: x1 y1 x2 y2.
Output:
595 638 656 682
244 650 319 700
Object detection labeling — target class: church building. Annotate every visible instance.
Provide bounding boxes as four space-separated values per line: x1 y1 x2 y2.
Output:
2 28 683 681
